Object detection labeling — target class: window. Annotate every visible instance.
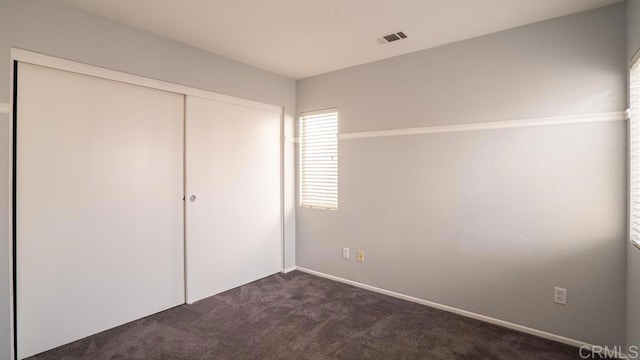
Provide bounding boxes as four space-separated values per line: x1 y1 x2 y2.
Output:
631 57 640 248
299 108 338 210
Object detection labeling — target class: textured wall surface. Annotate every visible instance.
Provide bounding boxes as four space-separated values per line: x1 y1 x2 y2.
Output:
296 4 627 347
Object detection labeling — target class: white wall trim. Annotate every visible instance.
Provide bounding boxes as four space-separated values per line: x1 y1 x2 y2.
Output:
8 47 16 360
11 48 282 114
284 136 298 144
294 266 597 350
338 111 626 140
0 102 9 115
282 266 297 273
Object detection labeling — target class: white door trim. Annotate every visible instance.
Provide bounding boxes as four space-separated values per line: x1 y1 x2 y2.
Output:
10 48 282 114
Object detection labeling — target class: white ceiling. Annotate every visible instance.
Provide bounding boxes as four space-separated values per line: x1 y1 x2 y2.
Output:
58 0 623 80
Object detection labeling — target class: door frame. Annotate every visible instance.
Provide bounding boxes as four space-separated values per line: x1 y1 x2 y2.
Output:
8 47 285 360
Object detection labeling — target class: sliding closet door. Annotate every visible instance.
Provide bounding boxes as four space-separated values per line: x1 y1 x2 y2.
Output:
16 63 185 359
185 96 282 303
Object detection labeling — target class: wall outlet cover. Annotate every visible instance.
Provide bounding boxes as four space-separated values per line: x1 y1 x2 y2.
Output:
554 287 567 305
342 247 350 259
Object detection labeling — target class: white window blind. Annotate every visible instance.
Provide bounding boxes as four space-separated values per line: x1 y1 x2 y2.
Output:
631 58 640 248
299 108 338 210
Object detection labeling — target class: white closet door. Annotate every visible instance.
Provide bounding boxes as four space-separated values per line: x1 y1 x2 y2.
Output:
185 96 282 303
16 63 185 359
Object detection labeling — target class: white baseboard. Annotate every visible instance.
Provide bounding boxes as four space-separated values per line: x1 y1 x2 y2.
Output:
282 266 297 274
293 266 596 350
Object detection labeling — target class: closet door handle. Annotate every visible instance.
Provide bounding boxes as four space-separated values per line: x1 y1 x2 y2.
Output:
189 195 196 202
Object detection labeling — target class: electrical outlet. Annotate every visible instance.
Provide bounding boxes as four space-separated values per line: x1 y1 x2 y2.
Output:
554 287 567 305
357 250 365 263
342 247 350 260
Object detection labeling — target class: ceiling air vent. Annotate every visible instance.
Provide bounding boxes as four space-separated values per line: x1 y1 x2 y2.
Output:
377 31 408 45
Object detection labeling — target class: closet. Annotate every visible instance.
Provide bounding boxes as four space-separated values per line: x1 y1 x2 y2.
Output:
185 96 282 303
14 59 282 359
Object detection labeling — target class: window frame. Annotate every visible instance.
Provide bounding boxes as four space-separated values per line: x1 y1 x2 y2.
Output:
298 108 339 210
630 53 640 249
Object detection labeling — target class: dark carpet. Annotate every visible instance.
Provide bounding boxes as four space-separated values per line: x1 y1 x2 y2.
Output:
30 271 591 360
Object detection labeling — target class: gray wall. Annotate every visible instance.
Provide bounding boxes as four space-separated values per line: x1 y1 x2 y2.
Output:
296 4 627 347
0 0 296 358
628 0 640 350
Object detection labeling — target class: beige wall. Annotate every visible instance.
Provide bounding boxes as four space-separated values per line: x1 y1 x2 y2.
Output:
296 3 627 347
